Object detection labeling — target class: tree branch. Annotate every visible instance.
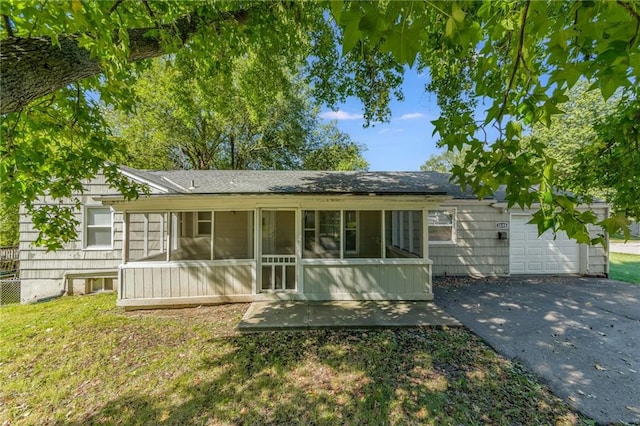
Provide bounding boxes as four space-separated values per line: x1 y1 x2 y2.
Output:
497 0 530 121
142 0 156 20
109 0 125 15
0 7 252 114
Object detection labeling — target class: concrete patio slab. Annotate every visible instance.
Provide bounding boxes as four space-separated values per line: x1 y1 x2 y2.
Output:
434 276 640 425
238 300 461 332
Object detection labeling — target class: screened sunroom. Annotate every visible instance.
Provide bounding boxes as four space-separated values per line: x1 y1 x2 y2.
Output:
114 205 440 307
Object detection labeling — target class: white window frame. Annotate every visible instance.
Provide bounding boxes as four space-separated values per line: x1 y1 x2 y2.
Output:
83 206 114 250
428 207 457 245
196 211 213 237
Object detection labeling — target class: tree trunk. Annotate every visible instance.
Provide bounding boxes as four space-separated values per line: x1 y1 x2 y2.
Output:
0 9 250 114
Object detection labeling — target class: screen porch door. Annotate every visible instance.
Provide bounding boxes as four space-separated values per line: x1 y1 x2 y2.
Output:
260 210 296 292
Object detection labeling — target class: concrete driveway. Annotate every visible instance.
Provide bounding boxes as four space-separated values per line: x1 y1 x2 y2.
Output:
434 276 640 425
611 242 640 255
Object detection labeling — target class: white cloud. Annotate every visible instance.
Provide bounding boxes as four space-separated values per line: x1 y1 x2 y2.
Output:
377 128 405 135
399 112 425 120
319 110 363 120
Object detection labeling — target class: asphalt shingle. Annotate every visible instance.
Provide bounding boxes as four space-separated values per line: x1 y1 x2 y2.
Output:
135 169 482 198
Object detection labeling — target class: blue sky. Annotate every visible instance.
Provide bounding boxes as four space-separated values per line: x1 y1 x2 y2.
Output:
318 69 445 171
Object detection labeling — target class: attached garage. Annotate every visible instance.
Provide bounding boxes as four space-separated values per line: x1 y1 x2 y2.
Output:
510 215 580 274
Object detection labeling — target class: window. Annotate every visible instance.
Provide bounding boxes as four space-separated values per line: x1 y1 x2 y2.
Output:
304 210 383 259
303 210 340 258
87 277 114 293
85 207 112 248
428 209 456 243
196 211 212 236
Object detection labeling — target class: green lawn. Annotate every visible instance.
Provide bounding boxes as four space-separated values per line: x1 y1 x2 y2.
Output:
0 294 589 425
610 252 640 284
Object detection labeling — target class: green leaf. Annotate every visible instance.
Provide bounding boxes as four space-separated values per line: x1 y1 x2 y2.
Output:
445 16 455 38
329 0 343 23
600 77 619 100
380 26 420 67
358 9 387 33
452 4 465 23
505 121 522 140
341 10 363 55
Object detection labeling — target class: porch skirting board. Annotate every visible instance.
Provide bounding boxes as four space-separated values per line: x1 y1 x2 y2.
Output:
117 291 434 310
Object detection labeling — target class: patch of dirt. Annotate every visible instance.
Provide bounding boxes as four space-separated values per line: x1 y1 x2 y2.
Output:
125 302 249 320
123 303 250 336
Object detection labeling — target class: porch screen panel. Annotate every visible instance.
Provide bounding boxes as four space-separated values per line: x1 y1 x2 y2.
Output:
384 210 422 258
170 212 212 260
303 210 340 258
214 211 254 259
344 210 382 259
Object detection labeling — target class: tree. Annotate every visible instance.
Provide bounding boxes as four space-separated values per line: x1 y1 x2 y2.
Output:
302 124 369 171
523 81 636 215
112 55 368 172
420 149 465 173
0 194 18 247
577 93 640 226
526 81 620 195
2 1 639 248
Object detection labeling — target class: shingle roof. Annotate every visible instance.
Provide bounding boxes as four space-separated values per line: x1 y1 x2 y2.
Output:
118 167 503 200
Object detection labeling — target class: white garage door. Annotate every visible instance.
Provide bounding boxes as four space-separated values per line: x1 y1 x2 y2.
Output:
510 215 579 274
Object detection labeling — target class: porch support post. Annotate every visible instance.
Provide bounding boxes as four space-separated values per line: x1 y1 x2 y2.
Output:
381 210 386 258
422 207 431 292
210 211 215 261
422 207 429 261
339 210 344 260
295 208 303 294
253 209 260 295
166 212 172 262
